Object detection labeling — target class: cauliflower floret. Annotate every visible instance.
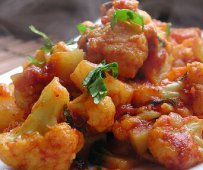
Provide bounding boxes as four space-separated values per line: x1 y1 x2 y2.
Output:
187 62 203 85
0 77 84 170
190 84 203 116
132 80 183 107
193 37 203 62
170 28 203 66
0 84 23 132
112 0 139 10
171 28 201 44
113 111 160 159
148 113 203 169
68 93 116 132
183 62 203 116
132 83 162 106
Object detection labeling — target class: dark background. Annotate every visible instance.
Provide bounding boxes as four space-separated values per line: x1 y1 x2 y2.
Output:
0 0 202 41
0 0 108 41
0 0 202 74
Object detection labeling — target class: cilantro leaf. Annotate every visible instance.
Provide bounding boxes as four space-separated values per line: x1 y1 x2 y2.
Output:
111 9 144 30
29 25 53 53
77 23 87 34
157 36 166 48
83 61 118 104
149 98 177 106
64 106 73 127
178 72 188 81
28 56 45 67
166 23 172 36
77 23 95 34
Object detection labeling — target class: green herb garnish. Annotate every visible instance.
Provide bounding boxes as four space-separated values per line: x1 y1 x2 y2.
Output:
166 23 172 36
64 106 73 127
77 23 95 34
29 25 53 53
28 56 45 67
178 72 188 81
157 36 166 48
149 98 177 106
83 61 118 104
111 9 144 30
77 23 87 34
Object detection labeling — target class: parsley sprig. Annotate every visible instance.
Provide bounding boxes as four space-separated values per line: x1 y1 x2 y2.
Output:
64 106 73 127
28 56 45 67
111 9 144 30
29 25 54 53
166 23 172 36
83 61 118 104
157 36 166 48
77 23 95 34
149 98 177 106
77 23 87 34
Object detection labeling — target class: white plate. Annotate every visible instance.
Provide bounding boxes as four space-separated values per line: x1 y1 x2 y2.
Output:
0 68 203 170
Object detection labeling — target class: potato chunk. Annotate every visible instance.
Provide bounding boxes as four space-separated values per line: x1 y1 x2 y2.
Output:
70 60 96 92
47 49 84 84
12 48 84 116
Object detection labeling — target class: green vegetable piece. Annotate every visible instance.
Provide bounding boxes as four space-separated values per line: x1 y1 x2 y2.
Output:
64 106 73 127
111 9 144 30
77 23 95 34
157 36 166 48
83 61 118 104
166 23 172 36
29 25 53 53
178 72 188 81
77 23 88 34
28 56 45 67
149 98 177 106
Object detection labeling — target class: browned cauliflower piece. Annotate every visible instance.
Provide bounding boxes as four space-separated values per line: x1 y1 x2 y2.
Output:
78 22 148 78
113 110 161 159
185 62 203 116
0 84 23 132
0 77 84 170
68 93 116 132
187 62 203 85
112 0 139 10
148 113 203 169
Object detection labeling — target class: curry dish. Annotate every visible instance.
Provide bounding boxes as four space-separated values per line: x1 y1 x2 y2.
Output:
0 0 203 169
